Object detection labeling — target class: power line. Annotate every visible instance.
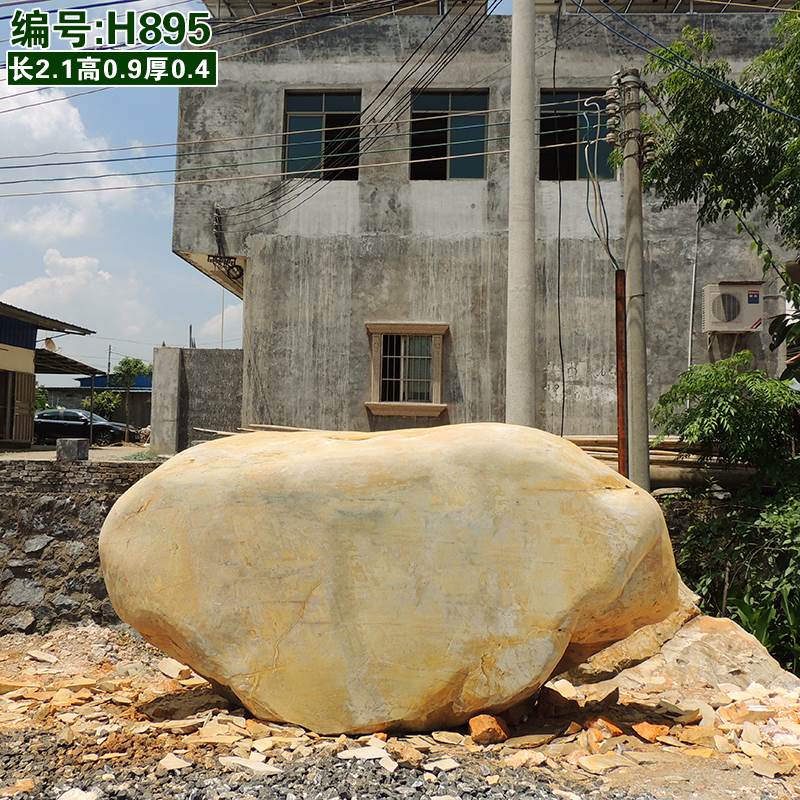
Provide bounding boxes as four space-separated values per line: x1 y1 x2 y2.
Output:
0 108 515 171
0 130 513 185
212 0 424 50
574 0 800 125
0 137 599 201
219 0 435 60
218 0 489 216
0 0 201 48
228 0 501 224
0 98 591 163
0 145 648 198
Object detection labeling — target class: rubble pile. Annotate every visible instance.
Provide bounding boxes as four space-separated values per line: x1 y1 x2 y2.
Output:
1 620 799 799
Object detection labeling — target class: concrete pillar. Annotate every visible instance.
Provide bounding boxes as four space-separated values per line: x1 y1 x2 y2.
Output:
505 0 538 427
150 347 182 455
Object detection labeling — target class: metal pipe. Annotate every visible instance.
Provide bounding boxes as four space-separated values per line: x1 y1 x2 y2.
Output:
89 374 95 447
615 269 629 478
688 217 700 370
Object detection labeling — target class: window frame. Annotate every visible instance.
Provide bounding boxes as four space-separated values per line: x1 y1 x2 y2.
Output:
365 322 448 417
409 90 489 181
538 88 615 182
283 90 361 181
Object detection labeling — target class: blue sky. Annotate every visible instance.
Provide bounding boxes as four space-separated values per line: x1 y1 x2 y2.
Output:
0 0 510 384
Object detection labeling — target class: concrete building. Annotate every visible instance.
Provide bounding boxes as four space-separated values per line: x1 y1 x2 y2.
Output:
169 2 786 441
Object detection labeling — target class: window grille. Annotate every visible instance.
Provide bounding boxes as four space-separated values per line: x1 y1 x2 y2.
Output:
380 334 433 403
365 322 448 417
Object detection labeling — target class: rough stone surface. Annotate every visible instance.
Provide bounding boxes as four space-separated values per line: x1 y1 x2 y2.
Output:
0 460 158 635
56 438 90 462
559 580 700 683
101 423 680 734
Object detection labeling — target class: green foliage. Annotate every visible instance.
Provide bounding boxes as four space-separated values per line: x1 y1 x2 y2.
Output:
652 351 800 474
642 20 800 373
34 385 48 411
82 390 120 418
665 483 800 672
111 357 152 389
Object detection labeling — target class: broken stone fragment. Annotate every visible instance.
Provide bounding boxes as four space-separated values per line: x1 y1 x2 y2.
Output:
468 714 509 745
100 423 680 734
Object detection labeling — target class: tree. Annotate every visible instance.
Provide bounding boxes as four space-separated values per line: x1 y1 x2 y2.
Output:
111 357 151 441
642 20 800 373
82 390 121 419
34 385 48 411
652 351 800 476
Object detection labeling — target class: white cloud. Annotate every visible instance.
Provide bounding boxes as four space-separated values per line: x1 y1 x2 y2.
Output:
0 87 144 243
0 248 167 376
0 248 109 309
198 300 243 347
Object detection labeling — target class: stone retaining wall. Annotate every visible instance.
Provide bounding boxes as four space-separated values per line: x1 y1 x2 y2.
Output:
0 460 159 635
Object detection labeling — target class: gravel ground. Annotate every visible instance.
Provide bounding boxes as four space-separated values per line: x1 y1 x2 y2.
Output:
1 625 797 800
0 727 655 800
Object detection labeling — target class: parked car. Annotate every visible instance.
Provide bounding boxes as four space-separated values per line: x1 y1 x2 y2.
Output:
34 409 139 446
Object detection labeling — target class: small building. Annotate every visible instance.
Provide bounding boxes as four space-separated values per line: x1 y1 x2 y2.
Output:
0 302 97 447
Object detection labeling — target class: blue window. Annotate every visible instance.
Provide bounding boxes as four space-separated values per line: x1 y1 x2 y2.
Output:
539 90 614 181
284 92 360 181
410 90 488 180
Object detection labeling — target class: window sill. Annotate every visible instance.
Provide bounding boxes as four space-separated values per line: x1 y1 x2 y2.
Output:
365 402 447 418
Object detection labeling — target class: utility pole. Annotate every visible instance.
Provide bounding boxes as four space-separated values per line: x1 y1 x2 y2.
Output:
505 0 537 427
220 287 225 349
621 68 650 491
106 344 111 377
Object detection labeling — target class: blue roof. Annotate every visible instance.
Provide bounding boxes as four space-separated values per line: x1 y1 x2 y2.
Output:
76 374 152 389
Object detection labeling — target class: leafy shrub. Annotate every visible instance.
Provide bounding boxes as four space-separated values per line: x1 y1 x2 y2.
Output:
652 350 800 474
82 390 121 418
662 484 800 672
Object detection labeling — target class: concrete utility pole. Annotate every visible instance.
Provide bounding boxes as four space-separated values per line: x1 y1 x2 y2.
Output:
621 68 650 491
505 0 537 428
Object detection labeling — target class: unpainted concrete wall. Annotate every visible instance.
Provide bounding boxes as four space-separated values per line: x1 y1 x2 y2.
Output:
173 13 785 434
151 347 243 453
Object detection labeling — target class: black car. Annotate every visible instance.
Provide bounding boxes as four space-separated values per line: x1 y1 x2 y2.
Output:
34 409 139 446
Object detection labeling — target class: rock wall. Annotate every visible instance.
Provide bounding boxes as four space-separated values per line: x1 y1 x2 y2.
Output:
0 460 159 635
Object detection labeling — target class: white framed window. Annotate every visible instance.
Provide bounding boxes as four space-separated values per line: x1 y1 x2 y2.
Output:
365 322 448 417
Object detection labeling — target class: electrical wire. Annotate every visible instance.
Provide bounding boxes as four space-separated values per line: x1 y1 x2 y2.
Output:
0 110 522 171
226 0 501 226
581 104 620 271
211 0 430 49
218 0 434 60
691 0 800 13
0 0 195 22
0 130 512 185
573 0 800 125
0 146 516 198
0 140 592 200
218 0 490 218
0 99 593 162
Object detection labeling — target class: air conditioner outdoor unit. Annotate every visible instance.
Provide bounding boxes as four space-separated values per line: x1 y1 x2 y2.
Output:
702 282 763 333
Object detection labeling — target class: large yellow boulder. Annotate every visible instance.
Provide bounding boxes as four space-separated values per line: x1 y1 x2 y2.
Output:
99 423 679 733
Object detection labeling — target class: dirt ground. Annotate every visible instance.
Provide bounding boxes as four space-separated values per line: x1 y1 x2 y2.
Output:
0 445 156 463
1 624 799 800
